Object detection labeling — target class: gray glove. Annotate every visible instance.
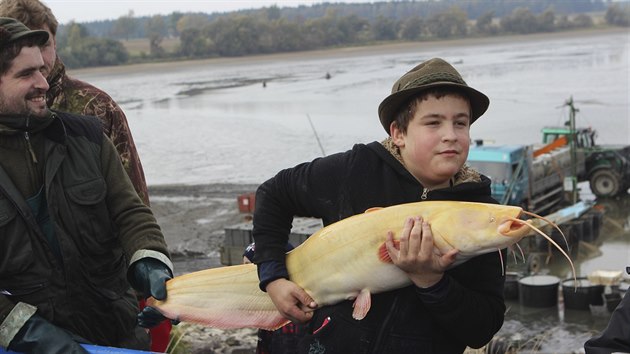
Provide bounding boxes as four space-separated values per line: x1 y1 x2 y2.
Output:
7 314 88 354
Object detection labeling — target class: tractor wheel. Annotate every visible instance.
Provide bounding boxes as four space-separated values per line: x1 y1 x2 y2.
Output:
589 169 621 197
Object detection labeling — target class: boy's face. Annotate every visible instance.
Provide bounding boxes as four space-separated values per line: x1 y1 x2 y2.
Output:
0 46 49 117
391 94 471 189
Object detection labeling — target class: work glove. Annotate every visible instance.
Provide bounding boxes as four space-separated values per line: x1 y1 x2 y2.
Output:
7 314 88 354
128 258 174 329
137 306 180 328
128 258 172 300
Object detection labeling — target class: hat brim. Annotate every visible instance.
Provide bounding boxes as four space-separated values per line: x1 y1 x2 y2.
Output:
13 29 49 46
377 81 489 134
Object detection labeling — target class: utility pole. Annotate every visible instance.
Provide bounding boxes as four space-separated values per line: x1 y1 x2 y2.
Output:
565 96 579 204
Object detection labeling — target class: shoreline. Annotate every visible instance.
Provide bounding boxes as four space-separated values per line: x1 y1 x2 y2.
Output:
70 26 628 78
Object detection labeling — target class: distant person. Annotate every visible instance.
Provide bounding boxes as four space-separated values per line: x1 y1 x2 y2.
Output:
0 17 172 353
584 266 630 354
0 0 169 350
243 242 307 354
252 57 505 353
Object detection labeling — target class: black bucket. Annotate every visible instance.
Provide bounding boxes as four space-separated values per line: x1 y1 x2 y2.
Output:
504 272 521 300
519 275 560 308
587 209 605 240
562 278 604 311
579 214 595 242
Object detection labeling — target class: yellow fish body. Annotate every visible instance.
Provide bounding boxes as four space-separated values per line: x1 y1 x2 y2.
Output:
148 201 568 330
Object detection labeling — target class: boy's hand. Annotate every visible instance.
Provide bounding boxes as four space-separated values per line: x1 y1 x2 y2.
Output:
385 216 458 288
266 278 317 323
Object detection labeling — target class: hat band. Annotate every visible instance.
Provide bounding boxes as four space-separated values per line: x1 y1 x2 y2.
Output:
401 72 467 91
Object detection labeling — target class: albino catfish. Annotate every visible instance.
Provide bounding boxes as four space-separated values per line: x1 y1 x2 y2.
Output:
147 201 574 330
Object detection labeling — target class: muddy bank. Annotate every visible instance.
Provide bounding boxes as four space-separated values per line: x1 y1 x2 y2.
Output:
148 183 260 353
148 183 259 274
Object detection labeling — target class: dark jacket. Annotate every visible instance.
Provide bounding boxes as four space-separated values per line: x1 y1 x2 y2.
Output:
47 57 150 205
0 111 171 348
253 141 505 354
584 267 630 354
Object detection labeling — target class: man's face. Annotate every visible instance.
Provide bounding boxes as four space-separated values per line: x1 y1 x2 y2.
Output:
0 46 49 116
38 24 57 78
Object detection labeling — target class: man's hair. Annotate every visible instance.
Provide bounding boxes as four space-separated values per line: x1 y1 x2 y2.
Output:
392 87 472 135
0 36 40 75
0 0 58 35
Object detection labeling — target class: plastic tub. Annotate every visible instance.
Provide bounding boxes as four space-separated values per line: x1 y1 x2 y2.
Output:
504 272 521 300
562 277 604 311
519 275 560 308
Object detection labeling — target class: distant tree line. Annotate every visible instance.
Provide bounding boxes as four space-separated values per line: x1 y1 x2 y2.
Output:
56 0 629 69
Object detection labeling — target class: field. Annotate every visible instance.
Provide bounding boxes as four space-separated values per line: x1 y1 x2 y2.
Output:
120 37 180 56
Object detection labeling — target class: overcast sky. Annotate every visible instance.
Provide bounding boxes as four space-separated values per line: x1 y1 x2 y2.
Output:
45 0 374 24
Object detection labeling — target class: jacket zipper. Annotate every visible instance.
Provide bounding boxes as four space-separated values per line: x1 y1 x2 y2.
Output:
24 116 38 164
24 131 38 164
420 187 429 200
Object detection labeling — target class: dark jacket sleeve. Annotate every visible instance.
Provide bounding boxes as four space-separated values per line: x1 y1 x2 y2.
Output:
99 134 170 264
584 288 630 353
252 149 355 286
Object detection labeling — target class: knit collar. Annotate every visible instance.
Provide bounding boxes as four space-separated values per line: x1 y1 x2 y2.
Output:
0 110 55 135
380 137 481 186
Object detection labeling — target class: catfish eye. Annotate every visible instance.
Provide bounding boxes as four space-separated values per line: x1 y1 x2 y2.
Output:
490 217 496 223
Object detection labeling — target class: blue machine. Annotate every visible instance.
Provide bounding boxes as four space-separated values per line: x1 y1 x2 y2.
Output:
467 144 529 207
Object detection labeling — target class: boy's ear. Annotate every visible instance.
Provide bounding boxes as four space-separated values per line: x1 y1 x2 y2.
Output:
390 121 404 147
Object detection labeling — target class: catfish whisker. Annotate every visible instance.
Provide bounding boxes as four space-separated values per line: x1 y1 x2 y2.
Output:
497 248 505 275
507 216 576 284
521 210 569 252
515 243 525 263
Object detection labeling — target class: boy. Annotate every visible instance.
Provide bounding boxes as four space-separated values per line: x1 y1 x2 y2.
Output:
252 58 505 353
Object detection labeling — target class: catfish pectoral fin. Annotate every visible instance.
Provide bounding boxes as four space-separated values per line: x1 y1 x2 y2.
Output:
351 288 372 320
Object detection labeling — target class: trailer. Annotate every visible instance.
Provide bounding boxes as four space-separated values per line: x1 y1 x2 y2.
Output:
467 144 584 215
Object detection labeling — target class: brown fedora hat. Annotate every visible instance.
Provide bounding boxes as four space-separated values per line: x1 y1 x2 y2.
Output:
377 57 489 134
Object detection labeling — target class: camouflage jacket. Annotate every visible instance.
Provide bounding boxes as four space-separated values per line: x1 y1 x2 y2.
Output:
46 57 150 205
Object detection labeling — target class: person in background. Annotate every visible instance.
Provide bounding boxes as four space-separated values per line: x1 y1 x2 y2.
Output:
584 266 630 354
243 242 307 354
252 57 505 353
0 1 170 350
0 17 172 353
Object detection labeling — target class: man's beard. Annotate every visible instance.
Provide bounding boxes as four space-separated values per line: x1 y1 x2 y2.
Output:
0 90 48 117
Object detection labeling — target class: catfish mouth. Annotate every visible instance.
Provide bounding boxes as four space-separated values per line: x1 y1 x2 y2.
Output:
498 217 529 237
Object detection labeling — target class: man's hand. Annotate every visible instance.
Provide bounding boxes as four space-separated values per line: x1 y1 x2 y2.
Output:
266 278 317 324
385 216 458 288
8 314 88 354
128 258 172 300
